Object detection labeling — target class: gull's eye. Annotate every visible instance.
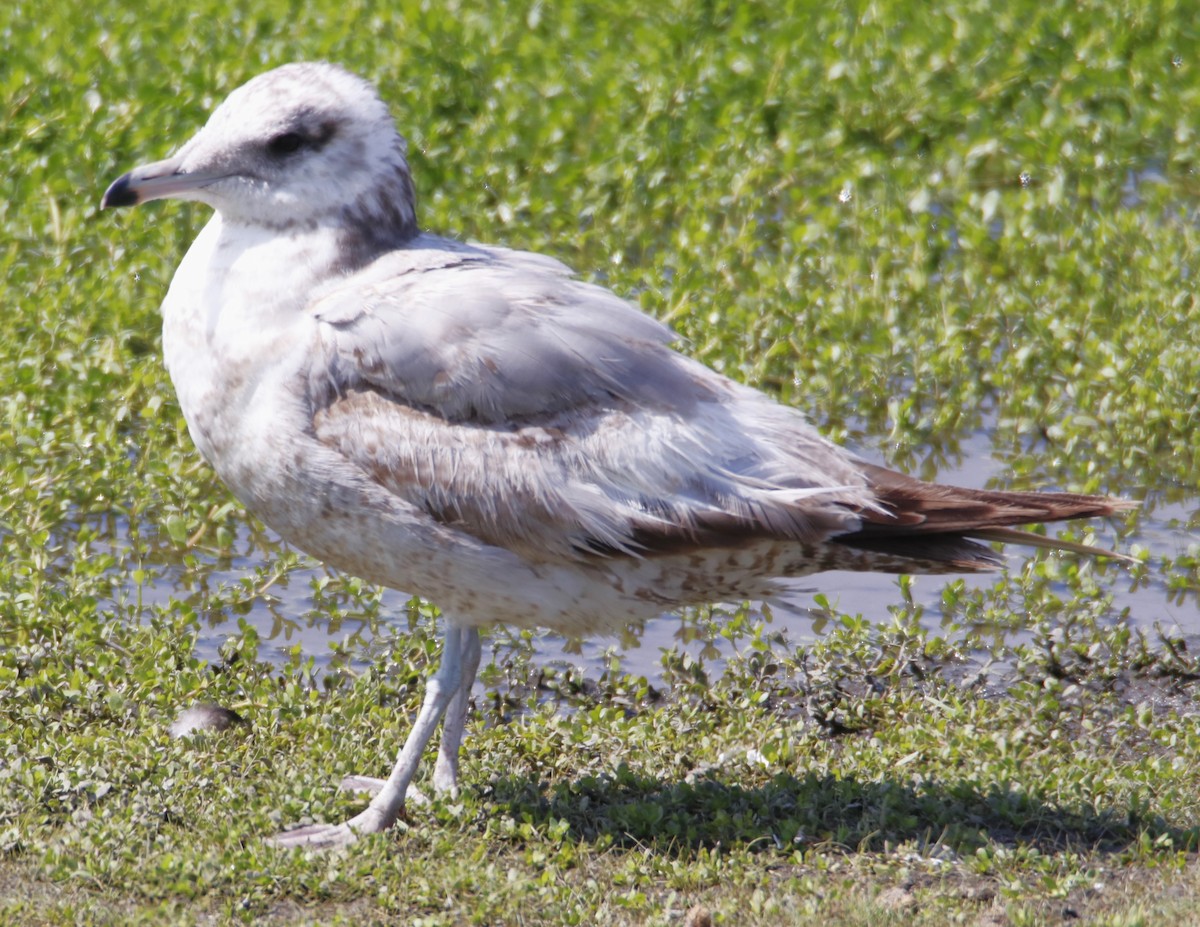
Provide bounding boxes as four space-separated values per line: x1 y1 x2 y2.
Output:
266 131 306 157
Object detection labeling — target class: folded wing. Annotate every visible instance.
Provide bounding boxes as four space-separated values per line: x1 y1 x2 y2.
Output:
307 238 874 563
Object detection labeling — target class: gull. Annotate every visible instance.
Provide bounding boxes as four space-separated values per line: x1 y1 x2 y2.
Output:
101 62 1131 849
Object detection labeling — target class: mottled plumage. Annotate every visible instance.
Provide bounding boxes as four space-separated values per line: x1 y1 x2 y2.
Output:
102 62 1130 848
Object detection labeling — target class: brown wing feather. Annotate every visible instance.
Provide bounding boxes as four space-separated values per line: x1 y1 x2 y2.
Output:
832 461 1134 567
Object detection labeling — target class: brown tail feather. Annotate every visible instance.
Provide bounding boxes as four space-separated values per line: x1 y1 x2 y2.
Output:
832 461 1134 570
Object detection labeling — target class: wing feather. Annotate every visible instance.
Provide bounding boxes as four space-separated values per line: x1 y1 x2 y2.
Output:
311 387 869 563
304 235 874 562
310 236 705 422
302 237 1128 572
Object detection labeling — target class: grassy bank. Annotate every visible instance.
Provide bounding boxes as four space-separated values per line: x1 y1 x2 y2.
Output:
2 0 1199 923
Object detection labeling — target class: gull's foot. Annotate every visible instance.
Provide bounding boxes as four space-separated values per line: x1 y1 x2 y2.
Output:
266 820 360 850
338 774 387 795
338 775 429 806
267 804 398 850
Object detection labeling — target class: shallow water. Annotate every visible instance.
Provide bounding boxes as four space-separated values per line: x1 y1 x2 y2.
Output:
100 424 1199 684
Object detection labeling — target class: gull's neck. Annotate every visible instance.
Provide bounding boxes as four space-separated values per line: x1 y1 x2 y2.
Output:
329 159 420 272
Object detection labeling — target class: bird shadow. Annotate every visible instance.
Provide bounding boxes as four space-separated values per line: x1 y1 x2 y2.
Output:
483 764 1198 858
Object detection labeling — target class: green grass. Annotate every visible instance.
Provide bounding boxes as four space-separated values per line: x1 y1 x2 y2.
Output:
3 0 1200 923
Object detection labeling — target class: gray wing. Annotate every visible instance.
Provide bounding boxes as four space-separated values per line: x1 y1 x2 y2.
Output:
308 236 873 561
310 237 709 422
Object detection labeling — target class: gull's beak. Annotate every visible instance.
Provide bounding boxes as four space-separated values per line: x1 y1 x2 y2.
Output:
101 154 228 209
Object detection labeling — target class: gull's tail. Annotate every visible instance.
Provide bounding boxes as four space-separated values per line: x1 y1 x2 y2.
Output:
831 462 1136 572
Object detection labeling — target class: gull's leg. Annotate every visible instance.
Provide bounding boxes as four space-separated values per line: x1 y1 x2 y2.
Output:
432 627 481 796
269 624 466 849
339 628 480 802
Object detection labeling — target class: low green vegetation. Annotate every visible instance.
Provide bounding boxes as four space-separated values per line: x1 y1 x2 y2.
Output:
2 0 1199 924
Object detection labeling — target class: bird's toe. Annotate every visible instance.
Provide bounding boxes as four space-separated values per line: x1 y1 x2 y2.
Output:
266 821 360 850
338 775 429 806
338 774 387 795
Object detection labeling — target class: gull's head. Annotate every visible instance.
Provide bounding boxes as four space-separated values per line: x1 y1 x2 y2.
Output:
102 62 418 242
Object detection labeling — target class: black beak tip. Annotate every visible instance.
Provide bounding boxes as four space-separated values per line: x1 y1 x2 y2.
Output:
101 172 139 209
